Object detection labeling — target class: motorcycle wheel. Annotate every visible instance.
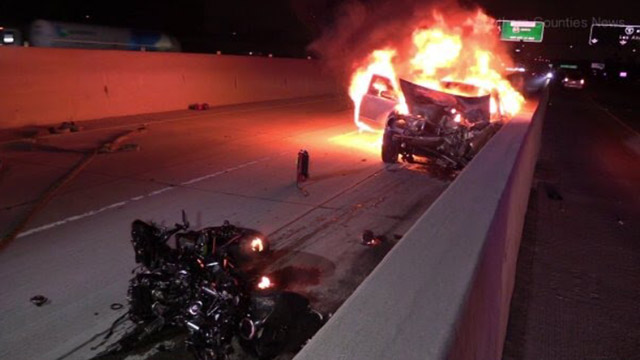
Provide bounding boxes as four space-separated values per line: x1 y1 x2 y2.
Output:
253 325 288 360
193 348 222 360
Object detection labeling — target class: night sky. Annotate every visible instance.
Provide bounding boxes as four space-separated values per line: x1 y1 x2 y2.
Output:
1 0 638 60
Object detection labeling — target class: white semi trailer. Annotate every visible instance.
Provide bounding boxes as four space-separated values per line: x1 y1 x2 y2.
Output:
25 19 180 51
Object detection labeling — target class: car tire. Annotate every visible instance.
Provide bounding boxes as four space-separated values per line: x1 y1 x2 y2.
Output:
381 130 399 163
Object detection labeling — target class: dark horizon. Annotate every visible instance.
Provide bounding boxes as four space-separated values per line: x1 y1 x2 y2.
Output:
1 0 638 60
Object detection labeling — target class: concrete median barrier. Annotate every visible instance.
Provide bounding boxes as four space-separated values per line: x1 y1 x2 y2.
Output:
295 90 549 360
0 47 339 129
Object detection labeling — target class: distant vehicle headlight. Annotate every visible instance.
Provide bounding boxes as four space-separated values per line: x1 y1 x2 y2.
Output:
580 79 584 84
545 72 553 79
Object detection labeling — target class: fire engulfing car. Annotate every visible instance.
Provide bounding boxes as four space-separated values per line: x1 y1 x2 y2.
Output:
377 79 501 169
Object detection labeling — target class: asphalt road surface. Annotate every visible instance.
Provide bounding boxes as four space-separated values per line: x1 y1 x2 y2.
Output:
0 96 450 360
503 86 640 359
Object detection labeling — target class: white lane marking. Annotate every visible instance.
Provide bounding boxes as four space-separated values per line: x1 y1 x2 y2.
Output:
180 160 260 185
590 98 640 136
16 157 272 238
147 187 175 196
17 201 128 238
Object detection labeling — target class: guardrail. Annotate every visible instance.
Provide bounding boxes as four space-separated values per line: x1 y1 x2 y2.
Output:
295 88 549 360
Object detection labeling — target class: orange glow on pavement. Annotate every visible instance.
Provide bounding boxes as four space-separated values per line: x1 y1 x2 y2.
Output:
329 131 383 155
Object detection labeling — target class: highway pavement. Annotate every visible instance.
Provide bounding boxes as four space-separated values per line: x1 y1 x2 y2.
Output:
503 86 640 359
0 96 450 360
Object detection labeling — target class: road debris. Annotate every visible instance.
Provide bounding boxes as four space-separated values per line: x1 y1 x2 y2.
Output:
188 103 210 110
30 295 49 306
48 121 82 134
544 183 563 201
361 230 383 247
99 126 147 153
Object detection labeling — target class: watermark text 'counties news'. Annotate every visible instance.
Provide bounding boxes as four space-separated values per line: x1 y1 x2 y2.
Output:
496 17 626 29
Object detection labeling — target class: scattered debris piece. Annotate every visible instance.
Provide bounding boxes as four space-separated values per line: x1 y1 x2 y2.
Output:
116 143 141 152
110 303 124 310
48 121 82 134
544 183 563 201
99 126 147 153
188 103 210 110
616 215 624 225
30 295 49 306
361 230 374 244
361 230 383 247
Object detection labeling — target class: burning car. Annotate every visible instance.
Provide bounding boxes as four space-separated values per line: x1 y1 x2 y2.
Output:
380 79 500 168
344 9 526 168
357 74 501 168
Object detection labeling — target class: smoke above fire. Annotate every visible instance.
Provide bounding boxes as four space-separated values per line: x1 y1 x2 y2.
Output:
310 0 524 127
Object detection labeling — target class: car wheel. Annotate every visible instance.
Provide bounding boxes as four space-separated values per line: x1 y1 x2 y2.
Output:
381 130 399 163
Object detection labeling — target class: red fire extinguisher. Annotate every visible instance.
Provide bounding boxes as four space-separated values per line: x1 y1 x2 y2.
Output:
296 149 309 184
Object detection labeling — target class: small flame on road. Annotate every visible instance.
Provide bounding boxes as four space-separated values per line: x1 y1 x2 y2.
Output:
250 237 264 252
257 276 273 290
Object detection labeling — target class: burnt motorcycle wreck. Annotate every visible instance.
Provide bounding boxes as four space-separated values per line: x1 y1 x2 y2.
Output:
103 211 323 360
381 79 502 169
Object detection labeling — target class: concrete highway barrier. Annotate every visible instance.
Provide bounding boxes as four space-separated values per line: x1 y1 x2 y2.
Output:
295 90 549 360
0 47 339 129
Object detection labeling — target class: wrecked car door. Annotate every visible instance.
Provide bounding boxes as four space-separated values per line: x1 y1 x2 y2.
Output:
358 75 399 128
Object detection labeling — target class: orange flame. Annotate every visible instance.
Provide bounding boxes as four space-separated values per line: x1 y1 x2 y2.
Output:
348 9 524 130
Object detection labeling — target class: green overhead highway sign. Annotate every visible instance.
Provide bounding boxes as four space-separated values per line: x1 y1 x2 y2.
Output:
589 24 640 46
500 20 544 43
